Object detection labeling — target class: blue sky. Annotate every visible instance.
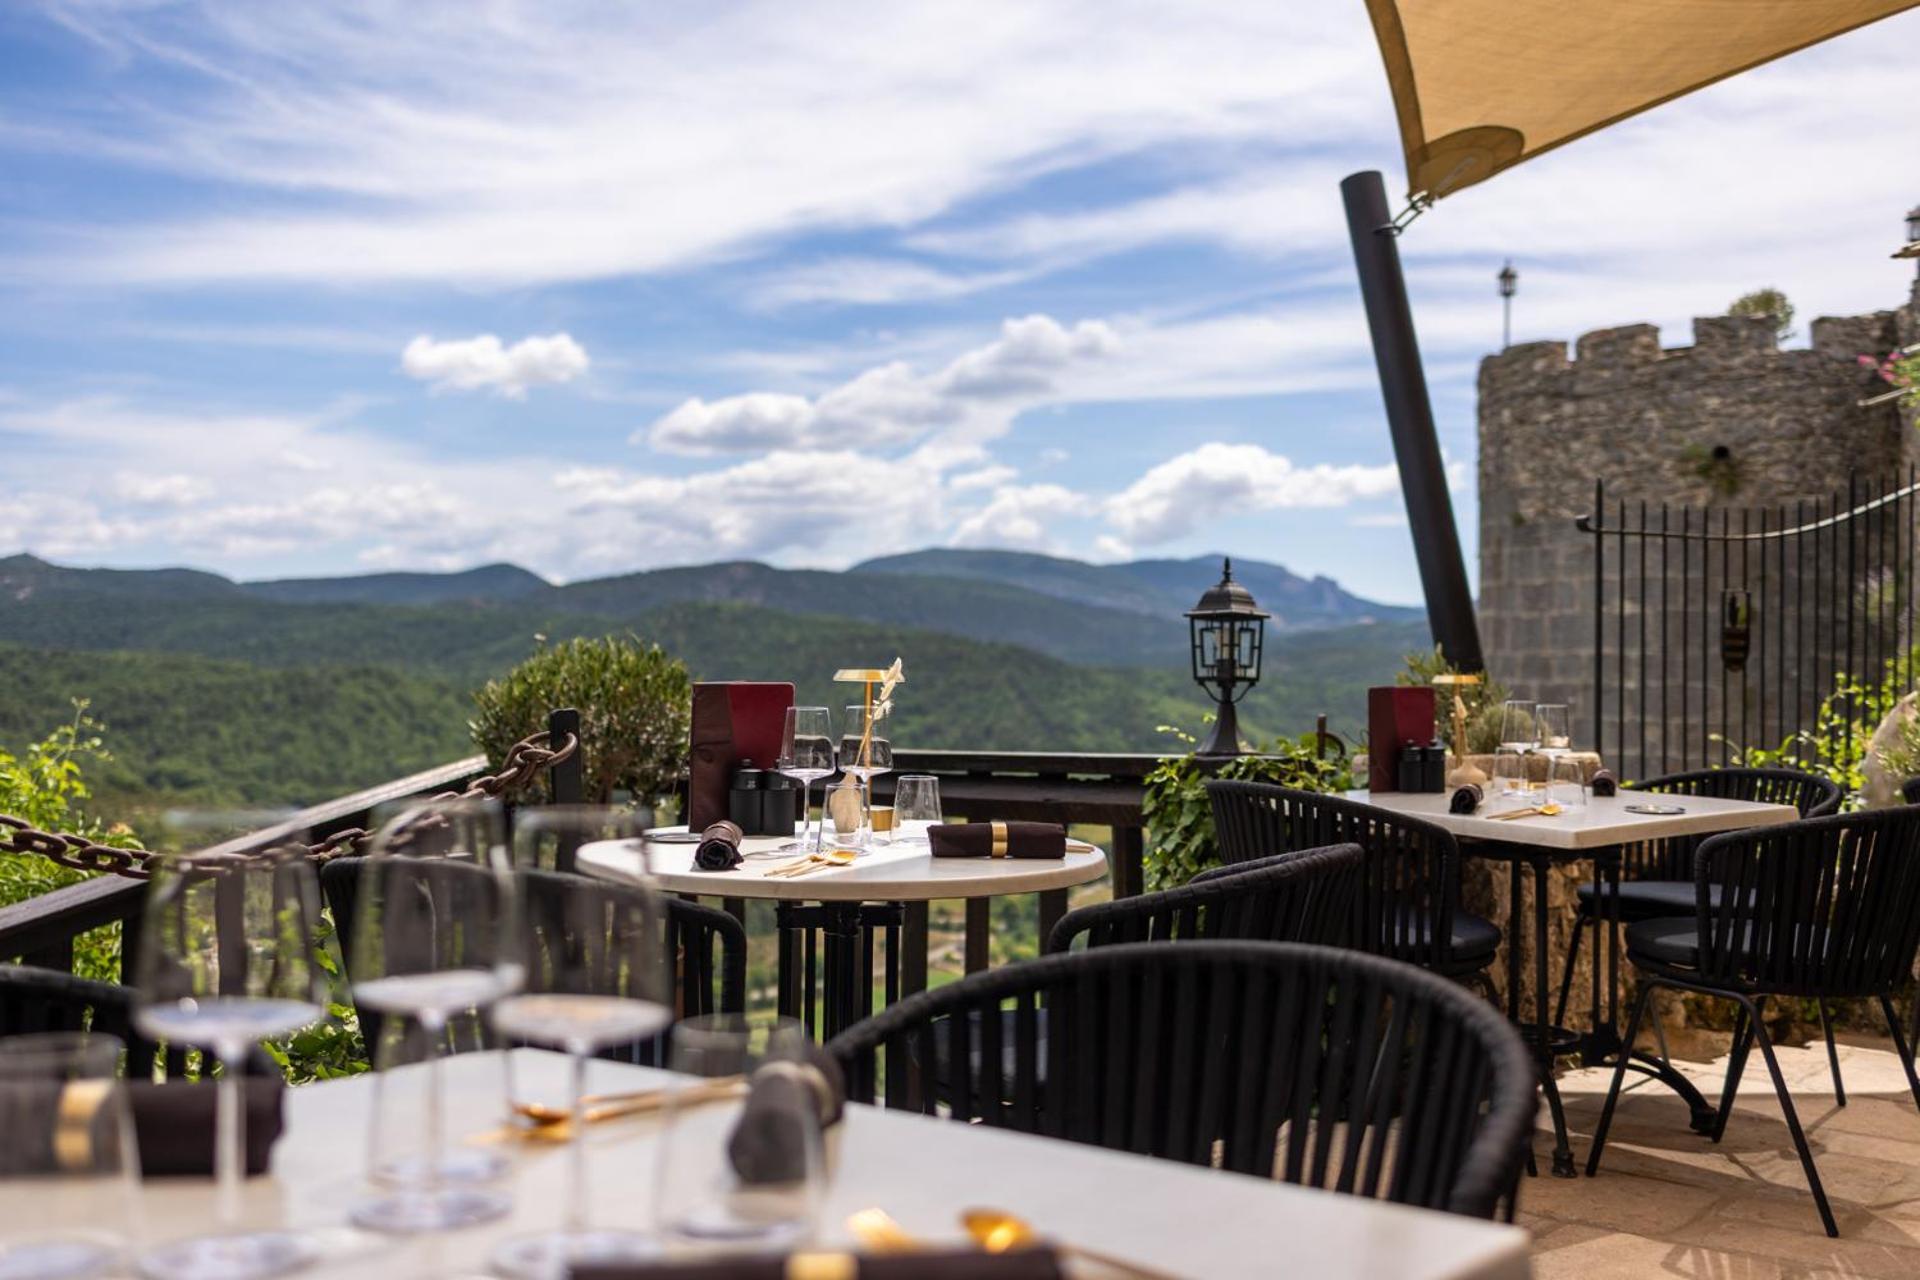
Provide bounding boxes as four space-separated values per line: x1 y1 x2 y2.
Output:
2 2 1916 604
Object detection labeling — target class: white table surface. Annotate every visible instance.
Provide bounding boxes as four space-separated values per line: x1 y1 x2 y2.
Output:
1345 788 1799 851
23 1050 1533 1279
578 829 1109 902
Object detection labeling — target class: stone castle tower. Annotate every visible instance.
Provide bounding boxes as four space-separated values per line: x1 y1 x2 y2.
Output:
1476 282 1920 756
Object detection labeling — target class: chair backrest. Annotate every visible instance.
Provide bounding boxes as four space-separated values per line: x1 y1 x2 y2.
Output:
1205 781 1466 969
1625 767 1844 881
323 859 746 1063
1692 807 1920 995
0 963 281 1080
827 941 1535 1219
1047 844 1362 953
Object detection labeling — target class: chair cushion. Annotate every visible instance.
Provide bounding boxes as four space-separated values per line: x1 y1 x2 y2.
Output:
1577 879 1731 921
1624 916 1701 969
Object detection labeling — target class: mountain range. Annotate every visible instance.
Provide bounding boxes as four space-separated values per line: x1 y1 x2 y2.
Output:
0 549 1428 811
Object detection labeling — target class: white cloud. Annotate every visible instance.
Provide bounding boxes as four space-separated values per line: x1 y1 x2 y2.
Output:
112 471 213 506
751 258 1030 309
401 333 589 398
1106 443 1400 545
950 484 1091 551
644 315 1118 454
948 464 1018 492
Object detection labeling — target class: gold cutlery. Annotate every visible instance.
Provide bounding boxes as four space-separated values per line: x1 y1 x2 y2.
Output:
488 1075 746 1142
845 1208 920 1253
768 850 858 877
963 1207 1183 1280
1488 803 1563 821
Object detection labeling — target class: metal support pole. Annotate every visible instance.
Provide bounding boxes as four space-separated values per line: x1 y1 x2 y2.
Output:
1342 170 1485 672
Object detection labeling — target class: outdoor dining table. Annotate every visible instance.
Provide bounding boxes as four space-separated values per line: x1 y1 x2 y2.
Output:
20 1049 1531 1279
1348 787 1798 1178
577 830 1109 1041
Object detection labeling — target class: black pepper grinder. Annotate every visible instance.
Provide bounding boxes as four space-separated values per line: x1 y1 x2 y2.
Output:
729 764 765 835
1422 738 1449 793
1397 740 1425 794
760 770 797 841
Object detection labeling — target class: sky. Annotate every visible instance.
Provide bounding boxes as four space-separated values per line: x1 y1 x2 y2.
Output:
2 2 1917 605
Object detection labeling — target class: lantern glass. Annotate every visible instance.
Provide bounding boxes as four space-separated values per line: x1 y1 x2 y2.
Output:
1908 207 1920 242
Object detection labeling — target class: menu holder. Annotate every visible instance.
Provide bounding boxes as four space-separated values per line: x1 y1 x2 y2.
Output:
689 682 795 832
1367 686 1435 793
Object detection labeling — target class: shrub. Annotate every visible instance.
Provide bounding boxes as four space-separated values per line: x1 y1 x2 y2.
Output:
1721 649 1916 804
0 702 141 982
1142 724 1351 890
471 636 692 805
1397 646 1514 755
1727 287 1795 341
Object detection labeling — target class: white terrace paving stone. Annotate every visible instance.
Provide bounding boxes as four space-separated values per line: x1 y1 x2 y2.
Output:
1526 1037 1920 1280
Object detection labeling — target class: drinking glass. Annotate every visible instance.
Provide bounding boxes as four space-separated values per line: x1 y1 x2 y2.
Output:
489 807 674 1279
654 1015 823 1252
1497 699 1537 754
775 707 837 855
346 798 521 1234
1490 747 1529 804
893 775 942 847
1550 754 1589 809
840 704 894 849
0 1033 140 1280
1534 704 1572 759
133 842 327 1280
822 779 869 852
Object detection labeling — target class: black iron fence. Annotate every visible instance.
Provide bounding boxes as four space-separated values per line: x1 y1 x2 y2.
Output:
1579 470 1919 782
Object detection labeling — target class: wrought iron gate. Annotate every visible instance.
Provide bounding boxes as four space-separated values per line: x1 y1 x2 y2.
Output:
1580 471 1919 781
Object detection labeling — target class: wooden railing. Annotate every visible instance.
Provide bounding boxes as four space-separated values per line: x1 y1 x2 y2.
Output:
1 749 1156 985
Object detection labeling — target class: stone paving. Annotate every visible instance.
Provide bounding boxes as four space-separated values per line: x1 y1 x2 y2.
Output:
1524 1033 1920 1279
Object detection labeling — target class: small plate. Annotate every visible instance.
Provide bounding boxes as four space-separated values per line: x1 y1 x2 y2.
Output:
641 830 701 844
1624 803 1687 816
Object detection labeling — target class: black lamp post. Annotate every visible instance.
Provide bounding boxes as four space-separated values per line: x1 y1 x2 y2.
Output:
1903 205 1920 276
1186 557 1269 757
1497 260 1518 348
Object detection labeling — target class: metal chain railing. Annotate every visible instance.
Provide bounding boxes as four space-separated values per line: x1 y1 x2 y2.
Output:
0 729 578 882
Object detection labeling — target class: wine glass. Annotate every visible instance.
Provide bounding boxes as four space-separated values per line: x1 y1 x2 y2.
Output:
653 1015 823 1251
1497 699 1537 754
0 1032 141 1280
133 842 326 1280
774 707 837 855
839 704 894 853
1534 703 1572 759
489 807 674 1279
346 798 521 1234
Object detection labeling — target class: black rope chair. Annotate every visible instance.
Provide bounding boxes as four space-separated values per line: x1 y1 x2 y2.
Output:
1205 781 1496 979
1903 775 1920 806
828 941 1536 1220
1047 843 1363 953
322 858 745 1064
1554 767 1842 1071
1585 807 1920 1238
0 963 276 1080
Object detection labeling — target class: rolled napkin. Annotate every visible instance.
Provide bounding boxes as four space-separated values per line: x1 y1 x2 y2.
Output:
694 820 746 872
572 1248 1065 1279
0 1076 284 1177
727 1041 845 1185
1589 769 1618 797
1449 783 1483 815
928 821 1066 860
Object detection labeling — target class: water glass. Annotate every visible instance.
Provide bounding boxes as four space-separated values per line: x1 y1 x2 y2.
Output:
1490 747 1530 804
1550 755 1589 808
133 841 327 1280
823 779 869 851
893 776 942 846
654 1016 823 1252
0 1033 140 1280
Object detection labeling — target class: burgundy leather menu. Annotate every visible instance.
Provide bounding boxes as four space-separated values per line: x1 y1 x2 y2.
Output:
688 682 795 832
1367 686 1435 793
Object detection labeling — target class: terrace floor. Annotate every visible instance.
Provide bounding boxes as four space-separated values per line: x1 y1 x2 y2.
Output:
1525 1032 1920 1279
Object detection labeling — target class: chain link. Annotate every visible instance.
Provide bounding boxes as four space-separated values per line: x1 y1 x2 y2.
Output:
0 729 579 881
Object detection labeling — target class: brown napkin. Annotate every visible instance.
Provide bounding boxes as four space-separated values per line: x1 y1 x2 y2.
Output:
1449 783 1483 815
0 1076 283 1177
727 1042 845 1185
1589 770 1618 797
573 1248 1065 1279
694 820 746 872
928 821 1066 860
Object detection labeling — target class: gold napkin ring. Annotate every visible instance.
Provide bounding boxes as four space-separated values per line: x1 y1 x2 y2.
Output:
990 820 1009 858
55 1079 110 1171
786 1253 858 1280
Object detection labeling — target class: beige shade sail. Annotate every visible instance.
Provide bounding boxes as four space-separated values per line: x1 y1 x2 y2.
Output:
1368 0 1919 201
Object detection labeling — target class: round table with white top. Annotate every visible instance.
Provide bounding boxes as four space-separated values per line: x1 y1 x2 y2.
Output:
577 828 1108 1039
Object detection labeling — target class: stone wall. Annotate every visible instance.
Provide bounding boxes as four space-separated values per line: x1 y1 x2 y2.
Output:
1478 282 1920 752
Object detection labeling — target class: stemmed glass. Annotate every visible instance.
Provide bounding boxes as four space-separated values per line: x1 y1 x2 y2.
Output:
775 707 837 855
346 798 522 1234
0 1032 141 1280
133 841 327 1280
489 807 674 1278
839 704 894 853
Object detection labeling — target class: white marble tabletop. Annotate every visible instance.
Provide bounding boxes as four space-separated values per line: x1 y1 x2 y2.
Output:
13 1049 1533 1279
1346 788 1799 851
578 828 1108 902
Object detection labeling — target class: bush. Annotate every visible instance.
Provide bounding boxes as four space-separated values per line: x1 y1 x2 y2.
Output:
0 702 141 981
1142 724 1351 890
1398 646 1514 755
1727 287 1795 341
471 636 692 805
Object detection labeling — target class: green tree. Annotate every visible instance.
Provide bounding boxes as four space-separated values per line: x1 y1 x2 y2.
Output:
1728 287 1795 341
